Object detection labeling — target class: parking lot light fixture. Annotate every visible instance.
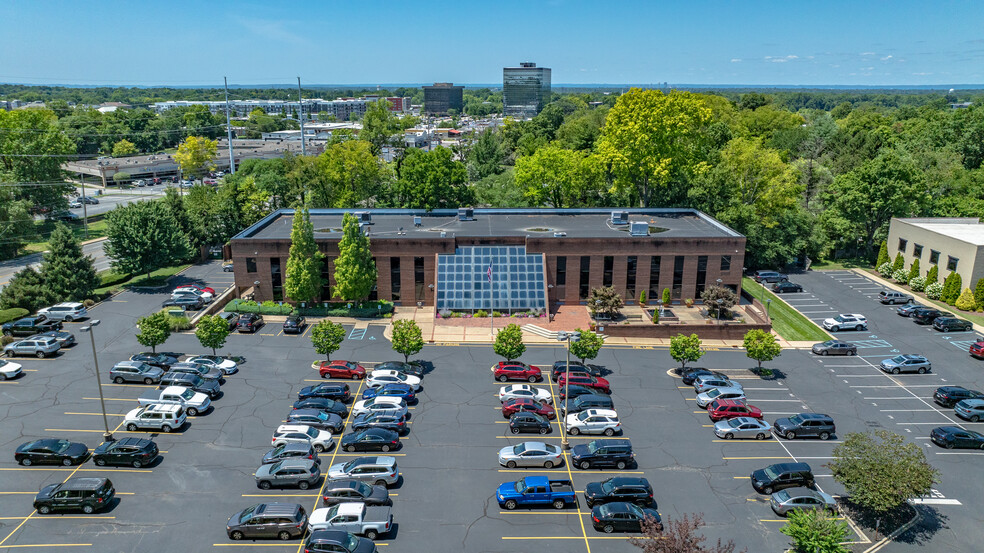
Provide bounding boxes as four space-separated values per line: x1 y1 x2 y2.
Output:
766 298 772 320
80 320 113 442
556 331 580 450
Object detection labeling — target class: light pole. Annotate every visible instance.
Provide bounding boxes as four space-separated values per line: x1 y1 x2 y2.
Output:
766 298 772 320
717 299 723 322
79 320 113 442
557 330 581 450
253 280 260 301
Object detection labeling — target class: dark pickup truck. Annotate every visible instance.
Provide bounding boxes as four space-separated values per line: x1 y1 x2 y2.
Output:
2 315 62 337
496 476 577 510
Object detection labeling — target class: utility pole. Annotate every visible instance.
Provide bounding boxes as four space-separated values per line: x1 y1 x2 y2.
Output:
79 172 89 239
224 76 236 174
297 77 307 156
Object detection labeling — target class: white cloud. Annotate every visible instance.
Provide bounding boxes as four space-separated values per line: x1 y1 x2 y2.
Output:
730 58 742 63
765 55 798 63
912 72 933 75
881 55 893 61
860 52 876 56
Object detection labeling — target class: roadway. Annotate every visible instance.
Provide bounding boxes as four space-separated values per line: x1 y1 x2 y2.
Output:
0 240 110 289
70 186 167 218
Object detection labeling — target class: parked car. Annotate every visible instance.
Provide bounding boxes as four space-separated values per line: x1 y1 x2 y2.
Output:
271 424 334 453
282 314 306 334
560 393 615 416
130 352 177 369
37 302 87 322
693 374 743 393
708 399 763 422
821 313 867 332
879 354 931 374
501 397 556 419
498 384 551 403
566 408 621 436
509 412 552 434
492 361 542 383
695 386 745 408
138 385 211 415
496 475 577 510
174 283 216 295
572 439 635 470
680 368 728 386
123 403 186 432
879 290 913 304
557 373 611 394
352 397 407 419
303 529 376 553
897 303 922 317
91 438 158 468
34 477 114 515
222 261 234 272
771 488 837 516
954 399 984 422
299 382 351 402
591 502 662 533
753 270 787 283
293 397 349 417
2 315 62 337
351 413 407 434
322 480 390 507
934 316 973 332
498 441 564 469
110 360 165 384
255 458 321 490
714 417 772 440
237 313 264 332
226 503 308 541
317 360 366 380
168 361 223 382
287 409 344 433
186 355 238 375
558 384 608 401
366 369 420 391
4 336 61 358
341 428 401 453
811 340 857 356
934 386 984 408
218 312 239 329
69 199 82 208
372 360 424 379
773 413 835 440
158 371 221 399
584 477 655 508
308 502 393 539
930 426 984 449
551 360 604 381
970 340 984 359
772 281 803 293
28 330 75 347
0 359 23 380
15 438 88 466
171 288 212 303
80 195 99 205
162 296 203 311
326 456 400 487
751 462 814 494
361 383 414 402
262 442 320 466
911 307 949 325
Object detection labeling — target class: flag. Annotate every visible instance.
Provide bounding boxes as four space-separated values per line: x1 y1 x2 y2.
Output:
487 259 493 283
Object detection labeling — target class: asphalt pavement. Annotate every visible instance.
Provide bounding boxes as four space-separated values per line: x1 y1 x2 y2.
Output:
0 240 110 289
70 187 166 218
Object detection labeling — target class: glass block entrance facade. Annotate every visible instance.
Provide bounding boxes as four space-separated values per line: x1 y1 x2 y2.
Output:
436 246 546 312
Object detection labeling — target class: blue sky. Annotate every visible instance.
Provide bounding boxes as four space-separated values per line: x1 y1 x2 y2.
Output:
2 0 983 86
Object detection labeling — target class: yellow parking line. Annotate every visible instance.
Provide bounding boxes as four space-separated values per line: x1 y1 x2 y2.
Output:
723 456 792 460
494 436 619 440
0 544 93 548
497 469 645 474
332 453 406 457
241 494 322 498
301 325 312 338
502 536 633 540
702 425 714 427
0 516 114 520
0 467 152 473
498 511 589 516
733 476 751 479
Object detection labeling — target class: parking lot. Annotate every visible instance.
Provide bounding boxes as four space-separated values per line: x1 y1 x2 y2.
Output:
0 263 979 552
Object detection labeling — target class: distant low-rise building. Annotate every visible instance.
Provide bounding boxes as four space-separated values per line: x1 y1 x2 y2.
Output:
887 217 984 289
151 96 409 121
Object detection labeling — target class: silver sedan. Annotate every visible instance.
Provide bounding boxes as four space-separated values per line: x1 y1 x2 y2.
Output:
497 441 564 469
714 417 771 440
770 487 837 516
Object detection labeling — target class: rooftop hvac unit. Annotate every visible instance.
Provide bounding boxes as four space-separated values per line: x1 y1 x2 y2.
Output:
413 216 422 227
355 211 372 224
629 221 649 236
458 208 474 221
610 211 629 225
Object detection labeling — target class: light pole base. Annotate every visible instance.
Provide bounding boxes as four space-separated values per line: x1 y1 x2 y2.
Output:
103 432 115 442
561 439 571 450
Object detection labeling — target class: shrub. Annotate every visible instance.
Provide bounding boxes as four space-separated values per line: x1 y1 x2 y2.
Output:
225 298 293 315
474 309 488 318
0 308 30 325
975 278 984 310
162 310 192 332
83 299 95 308
909 276 927 292
907 259 920 282
1 335 14 346
926 281 944 300
662 288 671 305
942 272 963 305
652 310 659 324
956 288 976 311
875 241 889 268
877 262 892 275
491 311 503 317
892 268 910 284
926 264 939 285
684 298 694 307
438 309 452 318
891 252 905 274
639 290 647 304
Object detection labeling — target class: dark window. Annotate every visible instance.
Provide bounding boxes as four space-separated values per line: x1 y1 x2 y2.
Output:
270 258 283 301
649 256 661 299
556 256 567 286
390 257 401 301
929 250 940 264
947 256 959 271
696 256 708 296
321 257 333 300
579 256 591 300
368 258 378 301
602 256 614 287
625 256 637 298
414 257 425 301
898 238 907 253
720 255 731 272
912 244 923 258
245 257 257 273
672 256 685 300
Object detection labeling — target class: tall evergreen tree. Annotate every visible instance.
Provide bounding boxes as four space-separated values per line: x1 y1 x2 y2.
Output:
926 264 939 285
907 259 920 282
875 241 889 267
284 206 323 304
0 267 52 312
40 223 98 302
333 212 376 302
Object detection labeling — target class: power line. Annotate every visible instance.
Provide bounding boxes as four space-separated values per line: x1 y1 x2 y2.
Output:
0 125 228 137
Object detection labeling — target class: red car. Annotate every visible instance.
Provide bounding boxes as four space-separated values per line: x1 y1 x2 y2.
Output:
316 360 366 379
970 340 984 359
501 398 555 420
557 373 611 394
492 361 542 383
174 284 217 295
707 399 762 422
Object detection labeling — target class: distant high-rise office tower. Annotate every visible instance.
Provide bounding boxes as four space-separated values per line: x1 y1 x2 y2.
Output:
503 62 551 118
423 83 464 115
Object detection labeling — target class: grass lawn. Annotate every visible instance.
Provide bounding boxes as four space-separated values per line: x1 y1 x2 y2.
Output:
743 277 831 342
93 264 191 297
23 219 109 254
810 257 872 271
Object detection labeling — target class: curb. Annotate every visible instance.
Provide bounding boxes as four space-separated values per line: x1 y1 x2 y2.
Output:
861 509 921 553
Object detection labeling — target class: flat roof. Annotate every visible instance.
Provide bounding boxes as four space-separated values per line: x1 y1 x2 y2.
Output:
234 209 742 241
899 218 984 246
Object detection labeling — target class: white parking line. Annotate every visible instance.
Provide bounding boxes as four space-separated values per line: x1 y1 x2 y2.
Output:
799 310 837 314
864 397 929 400
880 409 940 412
851 385 942 388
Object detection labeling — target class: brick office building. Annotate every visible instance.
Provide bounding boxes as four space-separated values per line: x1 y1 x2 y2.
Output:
229 208 746 310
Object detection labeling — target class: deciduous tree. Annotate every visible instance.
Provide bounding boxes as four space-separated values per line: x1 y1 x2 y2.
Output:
391 319 424 363
779 509 850 553
743 329 782 369
135 311 172 354
104 200 192 279
589 286 624 318
631 512 745 553
0 108 75 215
40 223 98 302
311 320 345 361
195 314 230 355
494 323 526 361
333 212 376 302
360 99 401 156
391 147 472 210
111 139 137 157
308 141 390 208
700 286 738 317
175 135 218 179
284 206 323 304
669 333 704 369
515 146 604 208
569 328 604 363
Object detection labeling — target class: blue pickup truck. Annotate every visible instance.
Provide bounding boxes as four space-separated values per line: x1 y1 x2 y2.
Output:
496 476 577 510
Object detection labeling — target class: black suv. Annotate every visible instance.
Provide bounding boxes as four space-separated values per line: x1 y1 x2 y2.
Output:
283 314 306 334
584 476 654 507
161 296 204 311
2 315 62 337
933 317 973 332
934 386 984 408
130 352 177 369
551 360 603 381
680 368 728 386
237 313 264 333
34 477 115 514
91 438 158 468
750 462 814 494
292 397 349 417
571 439 634 470
298 383 350 402
911 307 949 325
159 371 221 399
561 393 615 416
773 413 836 440
226 503 308 541
753 270 788 283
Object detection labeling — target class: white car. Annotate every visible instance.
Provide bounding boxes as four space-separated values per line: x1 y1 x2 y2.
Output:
186 355 238 375
822 313 867 332
695 386 746 408
271 424 334 453
353 397 408 418
172 289 213 304
498 384 551 404
37 302 87 322
565 408 620 436
366 369 421 391
0 359 23 380
693 375 743 394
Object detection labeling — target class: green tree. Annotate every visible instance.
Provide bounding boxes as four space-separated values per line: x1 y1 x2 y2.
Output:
743 329 782 369
639 290 648 304
113 171 131 187
39 223 98 303
569 328 604 363
195 314 230 355
104 200 192 279
942 271 962 304
779 509 850 553
926 264 939 285
891 252 905 274
391 319 424 362
700 286 738 317
515 146 604 208
875 241 889 268
284 206 323 304
311 320 345 361
307 141 390 208
111 139 138 157
0 108 75 216
669 333 704 369
135 311 172 354
333 212 376 302
955 288 976 311
828 429 939 514
391 147 472 210
360 99 400 155
493 323 526 362
0 267 52 312
662 288 671 305
467 128 505 179
597 89 711 206
175 135 218 179
163 186 193 239
974 278 984 309
0 187 34 259
589 286 624 318
907 259 920 282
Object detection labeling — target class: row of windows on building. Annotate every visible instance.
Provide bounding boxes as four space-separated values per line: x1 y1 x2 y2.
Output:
897 238 958 271
557 254 732 300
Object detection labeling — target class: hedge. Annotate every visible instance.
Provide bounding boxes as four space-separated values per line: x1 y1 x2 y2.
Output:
225 299 294 316
0 308 30 325
298 300 394 318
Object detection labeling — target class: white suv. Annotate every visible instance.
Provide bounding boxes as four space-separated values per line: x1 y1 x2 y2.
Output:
38 302 87 322
565 408 621 436
822 314 868 332
124 404 186 433
272 424 334 453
